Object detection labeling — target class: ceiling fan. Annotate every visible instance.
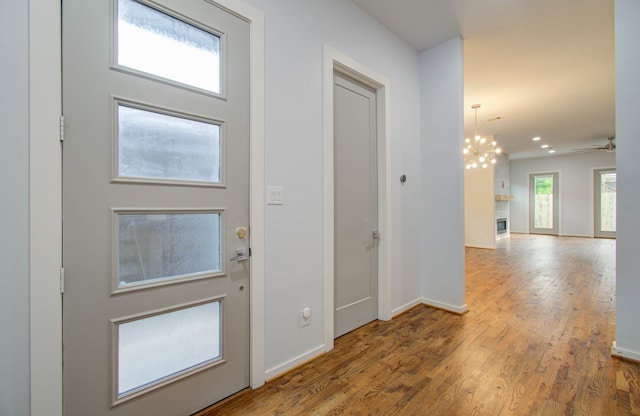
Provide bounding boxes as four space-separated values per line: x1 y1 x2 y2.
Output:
573 136 616 153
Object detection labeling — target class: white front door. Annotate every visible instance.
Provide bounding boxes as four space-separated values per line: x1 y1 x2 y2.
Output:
333 72 379 338
62 0 250 414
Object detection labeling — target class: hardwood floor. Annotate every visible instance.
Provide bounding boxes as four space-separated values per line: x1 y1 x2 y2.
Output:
196 234 640 415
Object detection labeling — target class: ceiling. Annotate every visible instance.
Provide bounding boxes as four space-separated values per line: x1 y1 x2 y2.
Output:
351 0 615 160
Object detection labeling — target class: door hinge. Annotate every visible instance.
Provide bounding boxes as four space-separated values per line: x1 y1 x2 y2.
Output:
249 247 252 257
60 268 65 293
59 115 65 142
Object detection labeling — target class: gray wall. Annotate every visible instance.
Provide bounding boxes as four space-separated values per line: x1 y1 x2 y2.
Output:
615 0 640 358
0 0 31 414
510 151 615 237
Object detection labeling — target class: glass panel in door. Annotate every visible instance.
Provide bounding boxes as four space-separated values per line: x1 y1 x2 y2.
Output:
115 299 222 402
595 169 616 238
534 176 554 229
116 211 222 289
116 0 222 93
117 103 223 184
529 172 559 235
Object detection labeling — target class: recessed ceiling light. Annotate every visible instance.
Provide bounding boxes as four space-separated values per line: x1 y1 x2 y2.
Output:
548 149 556 154
532 136 541 141
541 144 549 149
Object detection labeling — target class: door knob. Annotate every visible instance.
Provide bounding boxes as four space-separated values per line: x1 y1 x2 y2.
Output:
236 227 247 239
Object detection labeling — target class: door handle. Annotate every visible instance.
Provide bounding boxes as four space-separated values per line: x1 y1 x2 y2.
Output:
372 230 380 239
229 248 249 262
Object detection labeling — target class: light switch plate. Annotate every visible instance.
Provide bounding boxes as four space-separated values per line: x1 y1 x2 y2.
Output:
267 186 284 205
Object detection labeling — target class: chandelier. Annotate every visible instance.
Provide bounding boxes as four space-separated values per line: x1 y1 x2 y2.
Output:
464 104 501 169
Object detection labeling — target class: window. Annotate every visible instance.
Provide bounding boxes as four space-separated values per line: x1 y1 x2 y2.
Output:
115 300 222 399
117 211 222 288
117 103 222 184
117 0 221 93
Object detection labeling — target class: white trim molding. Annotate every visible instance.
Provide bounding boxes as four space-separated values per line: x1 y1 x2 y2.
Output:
29 0 63 414
422 298 469 315
612 341 640 363
392 299 424 317
265 344 326 382
322 46 393 353
211 0 266 389
392 297 469 317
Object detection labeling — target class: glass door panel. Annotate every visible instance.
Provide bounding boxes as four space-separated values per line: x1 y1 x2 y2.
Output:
533 176 554 229
116 0 222 94
115 299 222 402
116 211 222 290
595 169 616 238
529 172 559 235
116 103 222 185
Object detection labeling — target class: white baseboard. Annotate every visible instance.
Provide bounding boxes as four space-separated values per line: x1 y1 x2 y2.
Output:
391 297 470 316
392 298 423 317
464 244 496 250
265 344 326 381
612 341 640 363
422 298 469 315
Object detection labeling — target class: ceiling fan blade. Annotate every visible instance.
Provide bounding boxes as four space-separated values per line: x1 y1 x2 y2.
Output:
573 138 616 152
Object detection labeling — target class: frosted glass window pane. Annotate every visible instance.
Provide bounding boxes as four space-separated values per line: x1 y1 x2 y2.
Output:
118 105 221 183
117 0 220 93
118 213 220 287
118 301 221 396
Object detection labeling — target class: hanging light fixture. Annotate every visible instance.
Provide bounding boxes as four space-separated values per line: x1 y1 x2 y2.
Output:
464 104 502 169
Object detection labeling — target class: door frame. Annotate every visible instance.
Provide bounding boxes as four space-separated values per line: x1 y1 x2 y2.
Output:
29 1 265 415
528 171 561 235
322 46 392 352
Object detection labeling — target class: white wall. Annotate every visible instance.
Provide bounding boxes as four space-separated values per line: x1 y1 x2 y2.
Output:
614 0 640 361
510 151 615 236
464 167 496 249
0 1 31 414
419 38 467 313
238 0 423 375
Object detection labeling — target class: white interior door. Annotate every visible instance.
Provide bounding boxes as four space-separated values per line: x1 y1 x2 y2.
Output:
62 0 250 414
594 168 616 238
333 72 378 338
529 172 559 235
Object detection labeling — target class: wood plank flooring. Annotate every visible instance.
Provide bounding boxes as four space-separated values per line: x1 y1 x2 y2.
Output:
196 234 640 415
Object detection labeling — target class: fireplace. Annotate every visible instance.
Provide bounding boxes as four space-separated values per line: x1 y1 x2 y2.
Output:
497 218 507 235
